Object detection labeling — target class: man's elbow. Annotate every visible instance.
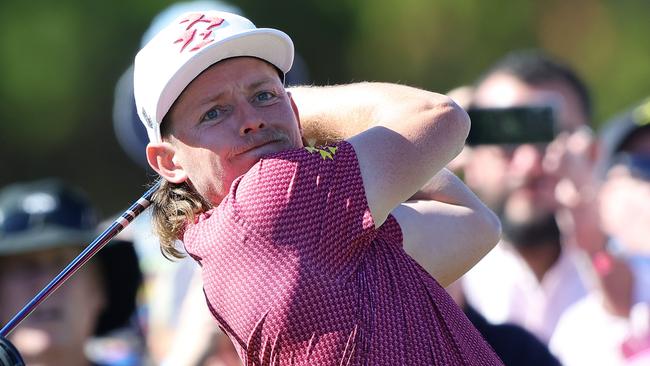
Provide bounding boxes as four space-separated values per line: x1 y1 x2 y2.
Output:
447 97 471 143
464 202 501 255
424 97 471 157
477 207 502 251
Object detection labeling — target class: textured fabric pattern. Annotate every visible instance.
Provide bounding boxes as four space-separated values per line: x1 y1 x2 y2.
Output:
183 141 503 365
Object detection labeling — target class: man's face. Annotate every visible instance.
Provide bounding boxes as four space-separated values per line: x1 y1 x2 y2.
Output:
465 72 589 241
599 128 650 254
164 57 303 204
0 246 105 364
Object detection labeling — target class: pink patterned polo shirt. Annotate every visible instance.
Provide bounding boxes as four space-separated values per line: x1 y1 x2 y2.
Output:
183 141 503 365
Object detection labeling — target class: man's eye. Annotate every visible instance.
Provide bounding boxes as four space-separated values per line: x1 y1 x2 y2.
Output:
202 108 222 122
255 91 275 103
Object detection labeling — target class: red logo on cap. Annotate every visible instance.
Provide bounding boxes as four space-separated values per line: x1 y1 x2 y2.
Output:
174 13 225 53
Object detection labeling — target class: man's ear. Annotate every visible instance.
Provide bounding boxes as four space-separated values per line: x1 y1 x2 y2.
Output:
146 142 188 183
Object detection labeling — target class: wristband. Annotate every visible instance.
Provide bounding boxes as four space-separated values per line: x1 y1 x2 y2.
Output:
591 249 614 276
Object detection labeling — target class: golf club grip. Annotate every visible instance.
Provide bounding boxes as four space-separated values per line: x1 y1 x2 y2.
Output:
0 336 24 366
0 181 161 337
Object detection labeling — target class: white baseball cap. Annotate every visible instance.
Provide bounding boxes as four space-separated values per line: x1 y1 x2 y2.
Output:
134 11 294 143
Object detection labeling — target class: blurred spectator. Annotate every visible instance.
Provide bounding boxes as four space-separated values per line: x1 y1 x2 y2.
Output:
549 98 650 365
460 49 595 343
0 179 143 366
598 98 650 255
446 280 561 366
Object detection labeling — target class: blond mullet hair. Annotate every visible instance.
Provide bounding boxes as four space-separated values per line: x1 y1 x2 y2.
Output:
150 179 212 259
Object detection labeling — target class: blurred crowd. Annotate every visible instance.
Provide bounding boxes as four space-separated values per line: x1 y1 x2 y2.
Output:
447 51 650 366
1 1 649 365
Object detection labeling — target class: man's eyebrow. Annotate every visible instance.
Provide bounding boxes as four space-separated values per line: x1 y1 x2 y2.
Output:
196 90 228 109
195 77 280 108
246 77 279 92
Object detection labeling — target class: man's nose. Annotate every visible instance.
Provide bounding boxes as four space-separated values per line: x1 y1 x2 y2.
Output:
509 144 544 178
238 102 266 135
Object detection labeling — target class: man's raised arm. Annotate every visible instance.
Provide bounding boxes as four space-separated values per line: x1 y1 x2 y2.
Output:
290 82 469 227
290 83 500 284
393 168 501 286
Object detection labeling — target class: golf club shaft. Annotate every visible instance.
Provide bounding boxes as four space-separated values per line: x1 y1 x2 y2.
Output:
0 181 161 337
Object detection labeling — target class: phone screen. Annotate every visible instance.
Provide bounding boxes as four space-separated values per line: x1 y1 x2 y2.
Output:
466 106 557 145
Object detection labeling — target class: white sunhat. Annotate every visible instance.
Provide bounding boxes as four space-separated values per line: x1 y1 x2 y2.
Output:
134 11 294 143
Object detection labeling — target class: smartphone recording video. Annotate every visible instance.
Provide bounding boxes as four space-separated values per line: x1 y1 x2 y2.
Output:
466 106 557 145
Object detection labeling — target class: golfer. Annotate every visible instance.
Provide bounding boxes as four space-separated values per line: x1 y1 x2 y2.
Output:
134 10 503 365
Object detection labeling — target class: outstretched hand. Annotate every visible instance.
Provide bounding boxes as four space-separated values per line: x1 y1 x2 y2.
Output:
544 128 605 254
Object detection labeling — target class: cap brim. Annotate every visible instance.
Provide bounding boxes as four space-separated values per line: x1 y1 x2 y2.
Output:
157 28 294 123
0 228 97 255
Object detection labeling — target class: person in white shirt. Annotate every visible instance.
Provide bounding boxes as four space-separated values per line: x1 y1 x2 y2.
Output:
461 50 598 344
549 99 650 365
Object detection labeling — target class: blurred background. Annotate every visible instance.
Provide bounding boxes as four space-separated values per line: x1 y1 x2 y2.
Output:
1 0 649 215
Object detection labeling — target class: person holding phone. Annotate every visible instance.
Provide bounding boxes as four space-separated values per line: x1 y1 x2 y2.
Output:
459 50 598 344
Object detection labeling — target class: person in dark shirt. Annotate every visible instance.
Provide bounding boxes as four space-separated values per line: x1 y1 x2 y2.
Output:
447 280 562 366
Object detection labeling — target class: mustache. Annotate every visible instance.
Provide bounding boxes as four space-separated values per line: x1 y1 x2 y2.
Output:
230 129 289 156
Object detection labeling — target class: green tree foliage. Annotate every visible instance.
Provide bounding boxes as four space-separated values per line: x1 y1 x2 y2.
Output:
0 0 648 213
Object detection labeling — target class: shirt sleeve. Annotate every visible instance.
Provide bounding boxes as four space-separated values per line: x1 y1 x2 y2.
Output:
230 141 376 251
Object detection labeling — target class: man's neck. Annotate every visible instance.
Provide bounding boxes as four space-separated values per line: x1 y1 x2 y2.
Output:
514 241 562 282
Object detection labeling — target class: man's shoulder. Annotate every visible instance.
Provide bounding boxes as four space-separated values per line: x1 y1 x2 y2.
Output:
224 139 370 243
257 141 352 165
236 141 356 191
